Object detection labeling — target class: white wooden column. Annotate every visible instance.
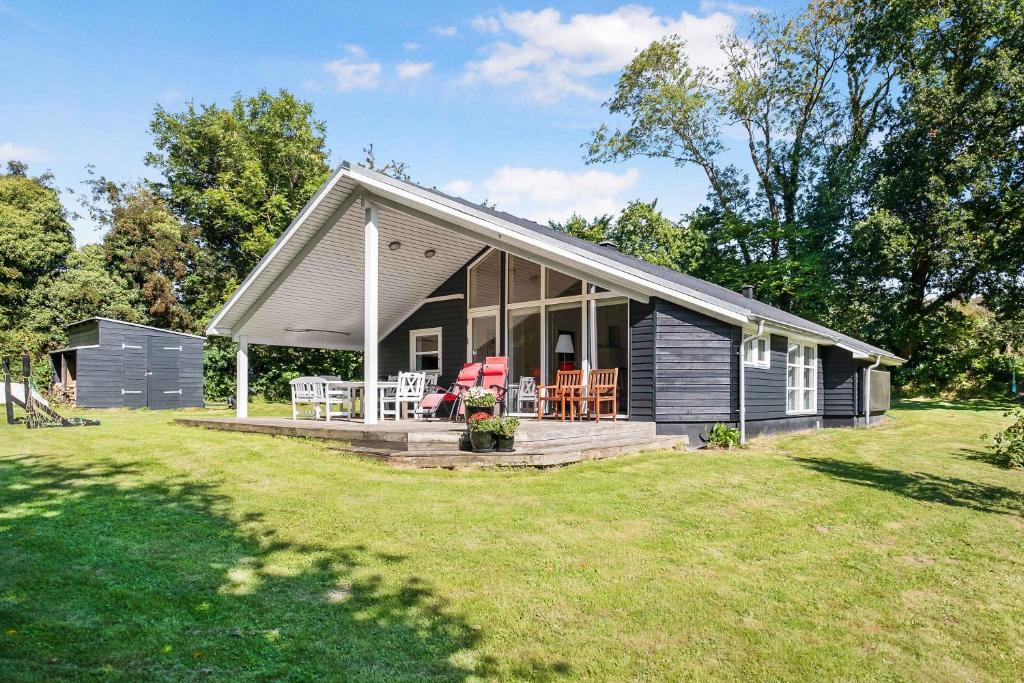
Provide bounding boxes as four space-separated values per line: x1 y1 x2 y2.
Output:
236 337 249 418
363 200 379 424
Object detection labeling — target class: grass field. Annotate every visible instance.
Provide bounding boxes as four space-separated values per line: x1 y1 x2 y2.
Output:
1 400 1022 681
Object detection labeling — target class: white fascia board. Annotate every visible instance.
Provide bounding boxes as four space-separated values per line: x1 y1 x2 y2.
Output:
229 332 361 351
351 170 749 326
206 164 353 336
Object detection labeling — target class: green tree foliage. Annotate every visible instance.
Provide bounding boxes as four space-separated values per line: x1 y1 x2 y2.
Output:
83 177 197 331
851 0 1024 359
0 162 74 328
146 89 331 315
552 200 706 272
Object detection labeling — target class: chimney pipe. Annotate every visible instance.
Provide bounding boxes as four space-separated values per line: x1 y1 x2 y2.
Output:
598 240 618 251
741 284 755 299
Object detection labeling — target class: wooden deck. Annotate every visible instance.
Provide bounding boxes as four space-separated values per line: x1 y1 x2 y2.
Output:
175 416 689 467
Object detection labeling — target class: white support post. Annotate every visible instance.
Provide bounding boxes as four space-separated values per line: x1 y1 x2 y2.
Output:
363 199 379 424
236 337 249 419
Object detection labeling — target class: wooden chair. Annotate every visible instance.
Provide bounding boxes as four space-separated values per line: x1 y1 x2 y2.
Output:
290 377 327 420
537 370 583 421
515 376 537 415
583 368 619 422
380 372 426 420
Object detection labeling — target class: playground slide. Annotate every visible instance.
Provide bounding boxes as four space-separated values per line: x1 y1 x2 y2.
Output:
0 383 49 407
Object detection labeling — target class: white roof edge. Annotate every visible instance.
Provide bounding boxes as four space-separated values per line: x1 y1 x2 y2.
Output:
69 317 206 340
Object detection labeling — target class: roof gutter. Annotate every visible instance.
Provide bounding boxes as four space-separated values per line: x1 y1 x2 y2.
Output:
738 319 765 445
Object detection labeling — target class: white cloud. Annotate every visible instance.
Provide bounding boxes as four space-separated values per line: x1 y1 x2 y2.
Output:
343 44 368 58
442 179 475 196
463 6 735 102
324 58 382 92
430 25 459 37
403 41 422 50
0 142 48 163
447 166 641 223
396 61 433 80
471 15 502 33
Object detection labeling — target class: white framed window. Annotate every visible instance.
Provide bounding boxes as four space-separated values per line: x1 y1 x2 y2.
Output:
467 249 500 309
409 328 442 373
787 342 817 414
743 335 770 368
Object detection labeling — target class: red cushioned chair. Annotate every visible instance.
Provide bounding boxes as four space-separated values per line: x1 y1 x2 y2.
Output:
481 356 509 415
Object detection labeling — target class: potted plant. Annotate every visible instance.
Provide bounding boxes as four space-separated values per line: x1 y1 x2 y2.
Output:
494 416 520 453
467 412 498 452
463 386 497 415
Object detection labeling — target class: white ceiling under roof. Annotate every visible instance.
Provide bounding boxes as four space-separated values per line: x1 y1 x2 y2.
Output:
227 198 485 350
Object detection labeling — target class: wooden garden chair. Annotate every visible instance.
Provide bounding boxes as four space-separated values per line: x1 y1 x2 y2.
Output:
537 369 583 421
583 368 619 422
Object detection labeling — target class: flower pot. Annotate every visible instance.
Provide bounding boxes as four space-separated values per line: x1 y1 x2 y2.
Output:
496 435 515 453
466 405 494 416
469 430 496 452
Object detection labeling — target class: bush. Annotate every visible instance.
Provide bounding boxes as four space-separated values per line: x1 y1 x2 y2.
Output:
494 416 520 437
705 422 741 449
467 412 497 433
982 408 1024 469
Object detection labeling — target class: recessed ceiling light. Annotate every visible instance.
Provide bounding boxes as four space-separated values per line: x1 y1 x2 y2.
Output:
389 241 401 251
424 249 436 259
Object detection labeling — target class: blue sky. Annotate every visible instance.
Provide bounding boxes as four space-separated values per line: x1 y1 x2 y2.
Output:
1 0 773 245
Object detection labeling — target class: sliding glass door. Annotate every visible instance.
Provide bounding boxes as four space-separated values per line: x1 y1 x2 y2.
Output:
594 299 629 413
508 308 541 384
546 302 583 383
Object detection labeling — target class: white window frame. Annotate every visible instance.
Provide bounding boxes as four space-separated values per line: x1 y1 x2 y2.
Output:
743 335 770 369
786 341 817 415
409 327 443 374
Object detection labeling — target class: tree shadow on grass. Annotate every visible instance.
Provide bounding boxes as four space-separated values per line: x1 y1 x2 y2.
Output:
0 453 564 681
792 456 1024 517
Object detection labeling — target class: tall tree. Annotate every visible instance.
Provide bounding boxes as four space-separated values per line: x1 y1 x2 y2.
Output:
850 0 1024 359
146 89 331 318
0 162 75 328
586 1 896 317
83 176 198 331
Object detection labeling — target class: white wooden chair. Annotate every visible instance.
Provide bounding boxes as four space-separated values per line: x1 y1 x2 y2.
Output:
324 383 354 421
290 377 327 420
516 376 537 415
380 372 426 420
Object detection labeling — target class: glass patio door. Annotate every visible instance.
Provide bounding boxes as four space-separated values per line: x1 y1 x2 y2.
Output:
508 307 541 386
546 302 583 383
594 299 629 414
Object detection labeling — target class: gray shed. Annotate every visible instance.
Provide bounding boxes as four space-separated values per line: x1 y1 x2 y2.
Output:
49 318 205 409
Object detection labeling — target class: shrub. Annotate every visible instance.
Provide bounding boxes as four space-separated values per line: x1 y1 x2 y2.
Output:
468 412 497 433
982 408 1024 469
494 416 520 437
705 422 741 449
464 386 497 408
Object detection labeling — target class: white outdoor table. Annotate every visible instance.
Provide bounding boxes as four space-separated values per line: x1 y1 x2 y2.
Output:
324 380 398 420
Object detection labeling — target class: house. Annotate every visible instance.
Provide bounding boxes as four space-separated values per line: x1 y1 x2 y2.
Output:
50 318 205 410
206 162 902 445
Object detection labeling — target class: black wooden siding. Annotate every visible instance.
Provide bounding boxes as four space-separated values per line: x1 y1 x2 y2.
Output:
652 299 739 425
73 320 204 409
628 299 655 421
67 320 99 348
821 345 859 417
746 333 825 422
378 267 467 386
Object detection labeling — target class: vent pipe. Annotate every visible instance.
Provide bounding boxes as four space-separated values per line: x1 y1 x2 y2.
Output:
741 284 755 299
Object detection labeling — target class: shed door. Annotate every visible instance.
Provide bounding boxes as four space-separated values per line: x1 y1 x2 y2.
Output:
121 335 148 408
147 338 183 409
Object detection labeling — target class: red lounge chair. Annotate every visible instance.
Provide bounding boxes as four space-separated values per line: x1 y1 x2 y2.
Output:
450 362 483 420
481 356 509 414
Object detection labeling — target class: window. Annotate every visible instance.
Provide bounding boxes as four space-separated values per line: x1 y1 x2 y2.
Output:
508 255 542 303
787 342 817 414
410 328 442 373
468 250 500 309
743 336 770 368
545 268 582 298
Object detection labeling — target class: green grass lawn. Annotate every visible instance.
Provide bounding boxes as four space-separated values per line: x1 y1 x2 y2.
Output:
1 400 1022 681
